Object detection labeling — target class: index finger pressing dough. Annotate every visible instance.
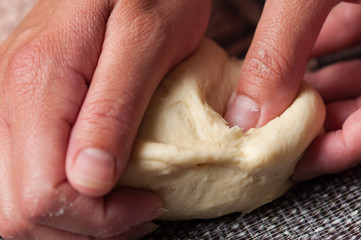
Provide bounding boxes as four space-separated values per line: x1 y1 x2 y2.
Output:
118 39 325 221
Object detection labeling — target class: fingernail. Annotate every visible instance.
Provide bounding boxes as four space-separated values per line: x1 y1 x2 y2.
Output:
224 93 260 132
127 222 159 240
150 208 168 220
72 148 115 192
138 208 168 226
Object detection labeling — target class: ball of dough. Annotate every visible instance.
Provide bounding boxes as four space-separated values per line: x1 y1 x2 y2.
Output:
118 39 325 221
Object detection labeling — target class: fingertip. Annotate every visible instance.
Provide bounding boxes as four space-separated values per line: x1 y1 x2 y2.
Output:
224 92 261 132
292 135 326 182
67 148 117 197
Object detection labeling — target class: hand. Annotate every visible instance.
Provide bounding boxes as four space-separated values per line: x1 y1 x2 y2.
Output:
0 0 210 239
224 0 361 179
294 2 361 180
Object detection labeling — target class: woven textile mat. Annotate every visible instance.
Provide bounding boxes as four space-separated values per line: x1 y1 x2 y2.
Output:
146 166 361 239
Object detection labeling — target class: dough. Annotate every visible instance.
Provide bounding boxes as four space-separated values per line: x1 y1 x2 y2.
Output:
118 39 325 221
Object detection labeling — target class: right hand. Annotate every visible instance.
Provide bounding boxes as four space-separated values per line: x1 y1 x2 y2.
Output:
224 0 361 180
0 0 210 239
294 1 361 180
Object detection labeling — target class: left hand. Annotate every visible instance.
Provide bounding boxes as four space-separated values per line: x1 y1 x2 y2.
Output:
0 0 211 239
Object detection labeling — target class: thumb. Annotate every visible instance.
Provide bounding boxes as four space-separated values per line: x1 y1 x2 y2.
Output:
224 0 339 131
66 0 211 197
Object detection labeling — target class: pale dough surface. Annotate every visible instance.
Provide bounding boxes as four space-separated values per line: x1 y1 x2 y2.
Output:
119 39 325 221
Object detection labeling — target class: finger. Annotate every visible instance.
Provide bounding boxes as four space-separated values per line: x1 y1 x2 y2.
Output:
15 221 158 240
305 59 361 102
224 0 338 131
323 97 361 131
293 108 361 181
27 224 90 240
0 107 20 240
312 2 361 57
8 53 163 237
6 2 164 237
66 0 211 196
108 222 159 240
31 184 163 238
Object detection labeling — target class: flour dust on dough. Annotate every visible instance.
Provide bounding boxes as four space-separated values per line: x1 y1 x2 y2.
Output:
118 38 325 221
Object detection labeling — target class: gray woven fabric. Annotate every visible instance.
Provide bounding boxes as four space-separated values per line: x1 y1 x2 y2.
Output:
145 165 361 239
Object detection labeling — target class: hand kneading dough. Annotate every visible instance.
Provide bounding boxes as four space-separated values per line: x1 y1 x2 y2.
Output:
118 39 325 221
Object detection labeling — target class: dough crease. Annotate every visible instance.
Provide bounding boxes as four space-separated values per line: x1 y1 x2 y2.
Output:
118 39 325 221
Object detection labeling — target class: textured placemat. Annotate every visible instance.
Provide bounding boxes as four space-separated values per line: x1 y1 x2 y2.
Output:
145 166 361 239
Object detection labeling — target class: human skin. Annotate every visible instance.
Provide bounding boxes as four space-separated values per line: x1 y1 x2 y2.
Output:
294 2 361 180
1 0 361 239
0 0 211 239
224 0 361 180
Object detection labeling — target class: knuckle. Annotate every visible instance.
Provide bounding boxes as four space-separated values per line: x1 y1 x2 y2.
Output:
124 12 167 46
6 38 49 99
81 96 140 135
113 0 211 67
243 39 292 90
117 1 180 46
